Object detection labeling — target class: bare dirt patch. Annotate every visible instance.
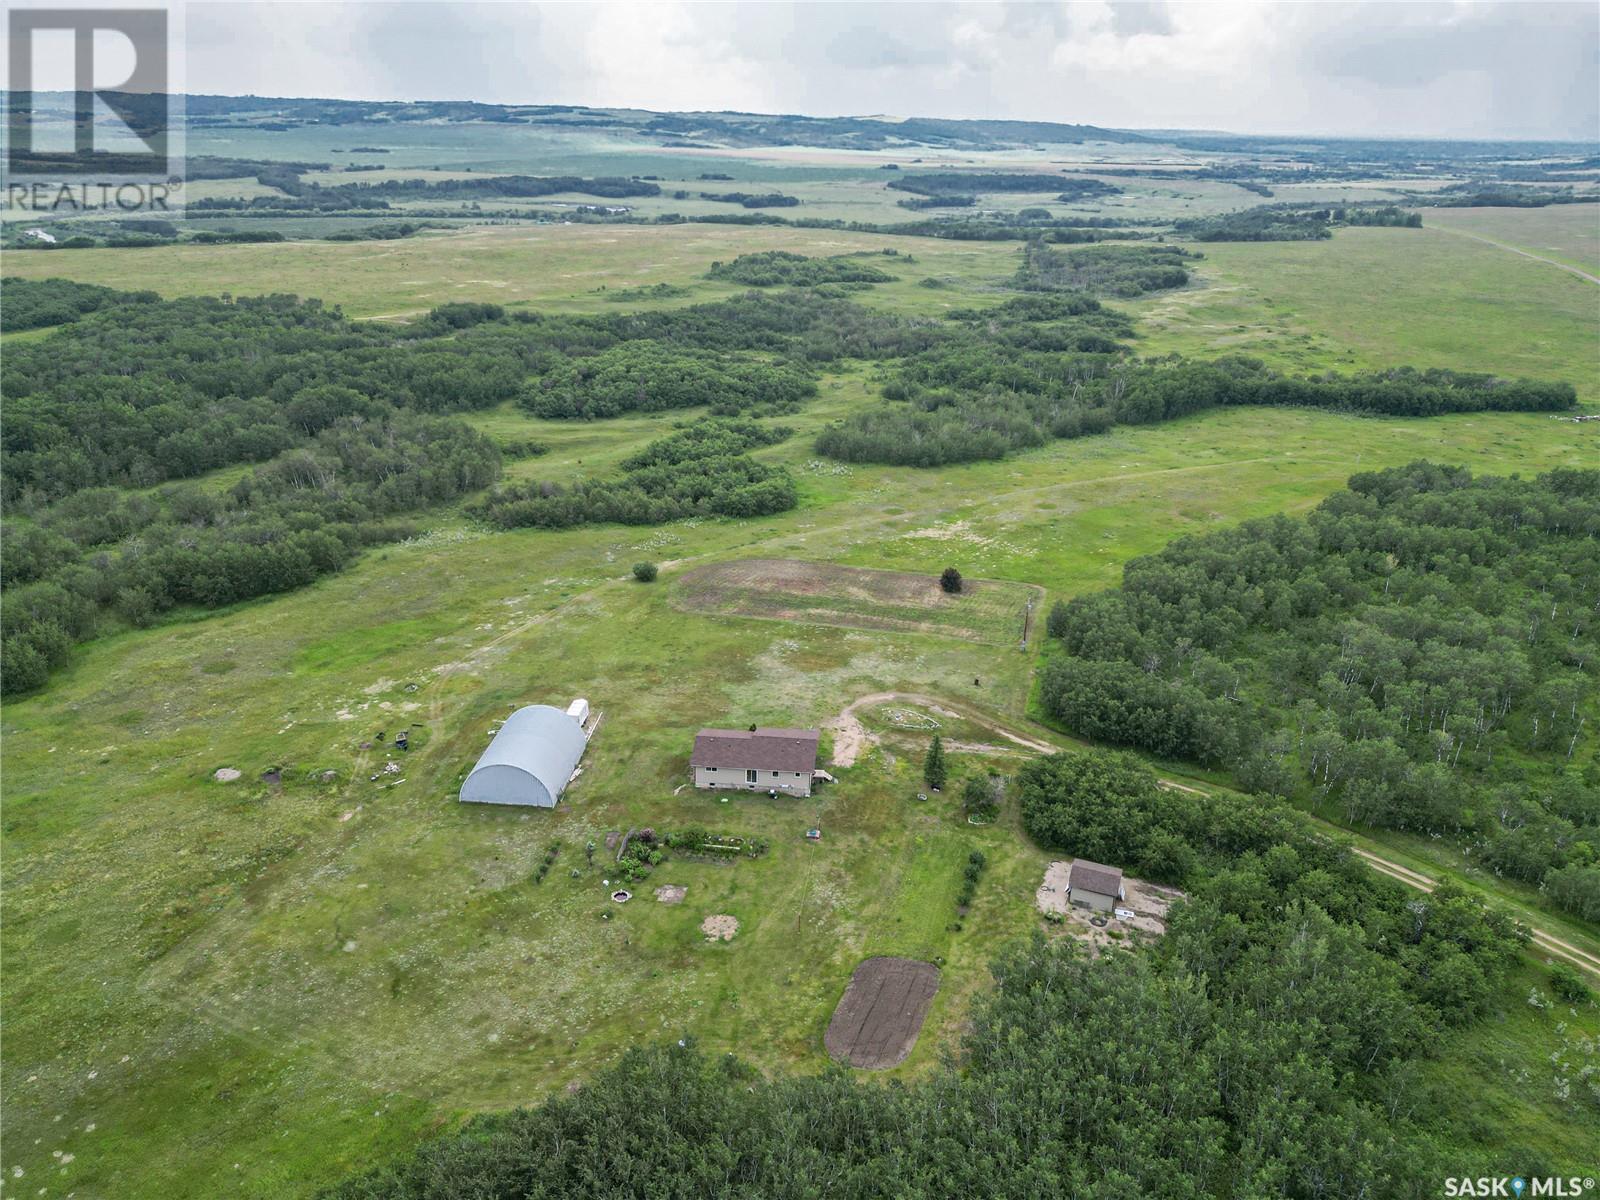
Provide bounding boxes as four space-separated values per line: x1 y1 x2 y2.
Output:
701 914 739 941
824 691 1060 769
825 956 941 1069
672 558 1040 646
654 885 687 905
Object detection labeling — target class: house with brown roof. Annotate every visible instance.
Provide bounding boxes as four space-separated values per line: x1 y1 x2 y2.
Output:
1067 859 1125 913
692 727 820 797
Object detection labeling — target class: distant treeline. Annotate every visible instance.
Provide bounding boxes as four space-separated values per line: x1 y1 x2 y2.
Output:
471 419 796 530
897 194 976 210
697 191 800 209
888 172 1122 200
190 171 663 212
1421 185 1598 209
1173 204 1421 242
1041 463 1600 921
323 221 441 242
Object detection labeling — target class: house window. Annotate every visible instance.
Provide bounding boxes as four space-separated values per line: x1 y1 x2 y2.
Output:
771 771 780 778
746 768 757 783
706 766 717 772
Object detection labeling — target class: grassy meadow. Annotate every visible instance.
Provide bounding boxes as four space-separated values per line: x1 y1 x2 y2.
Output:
3 198 1598 1195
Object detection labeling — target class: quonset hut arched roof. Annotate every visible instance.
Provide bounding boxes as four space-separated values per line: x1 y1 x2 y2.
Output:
459 704 586 808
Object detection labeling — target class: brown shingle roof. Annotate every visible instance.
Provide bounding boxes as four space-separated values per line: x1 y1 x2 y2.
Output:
693 727 820 773
1069 859 1124 898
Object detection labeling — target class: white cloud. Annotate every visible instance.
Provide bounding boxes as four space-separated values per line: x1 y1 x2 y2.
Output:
182 0 1599 139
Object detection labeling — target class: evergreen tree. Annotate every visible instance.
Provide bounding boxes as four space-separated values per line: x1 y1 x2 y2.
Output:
924 734 947 790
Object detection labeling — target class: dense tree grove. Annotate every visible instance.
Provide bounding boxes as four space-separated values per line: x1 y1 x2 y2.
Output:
470 420 797 530
519 341 817 419
0 276 159 331
1171 203 1423 241
0 282 925 506
1041 465 1600 918
706 250 900 287
326 756 1533 1199
1011 241 1197 296
0 412 501 694
1 290 522 502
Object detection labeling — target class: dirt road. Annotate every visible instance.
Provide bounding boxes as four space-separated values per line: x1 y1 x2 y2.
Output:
1431 224 1600 286
825 691 1057 767
1349 847 1600 979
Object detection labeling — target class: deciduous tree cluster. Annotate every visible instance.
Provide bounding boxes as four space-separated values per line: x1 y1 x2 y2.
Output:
1041 464 1600 918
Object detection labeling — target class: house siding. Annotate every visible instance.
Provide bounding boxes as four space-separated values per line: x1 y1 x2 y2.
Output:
694 764 812 797
1068 886 1116 912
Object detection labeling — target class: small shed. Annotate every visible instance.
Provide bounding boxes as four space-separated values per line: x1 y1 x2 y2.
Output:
1067 859 1125 913
459 704 587 809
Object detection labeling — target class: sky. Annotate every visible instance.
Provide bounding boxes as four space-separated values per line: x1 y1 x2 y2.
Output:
178 1 1599 140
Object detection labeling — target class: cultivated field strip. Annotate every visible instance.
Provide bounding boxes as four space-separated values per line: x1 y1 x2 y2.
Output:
672 558 1043 646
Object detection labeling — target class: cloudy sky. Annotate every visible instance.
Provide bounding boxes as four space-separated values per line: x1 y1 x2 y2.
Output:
184 1 1598 140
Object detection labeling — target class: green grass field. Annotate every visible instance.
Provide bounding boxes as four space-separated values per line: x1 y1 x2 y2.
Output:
1424 204 1600 276
1134 225 1600 401
3 199 1598 1195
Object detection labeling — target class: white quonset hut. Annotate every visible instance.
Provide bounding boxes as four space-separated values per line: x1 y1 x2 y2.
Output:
459 704 588 809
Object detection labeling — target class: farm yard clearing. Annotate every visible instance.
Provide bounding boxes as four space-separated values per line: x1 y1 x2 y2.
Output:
1035 862 1183 953
672 558 1042 647
824 957 942 1070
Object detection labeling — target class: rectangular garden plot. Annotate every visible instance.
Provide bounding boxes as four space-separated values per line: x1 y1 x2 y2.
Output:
672 558 1041 646
824 956 941 1070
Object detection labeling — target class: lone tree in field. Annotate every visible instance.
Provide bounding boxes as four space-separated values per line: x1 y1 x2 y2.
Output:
924 734 947 790
632 561 659 582
940 567 963 594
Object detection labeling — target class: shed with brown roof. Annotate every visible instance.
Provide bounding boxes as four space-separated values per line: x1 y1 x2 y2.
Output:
1068 859 1125 912
692 727 820 797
